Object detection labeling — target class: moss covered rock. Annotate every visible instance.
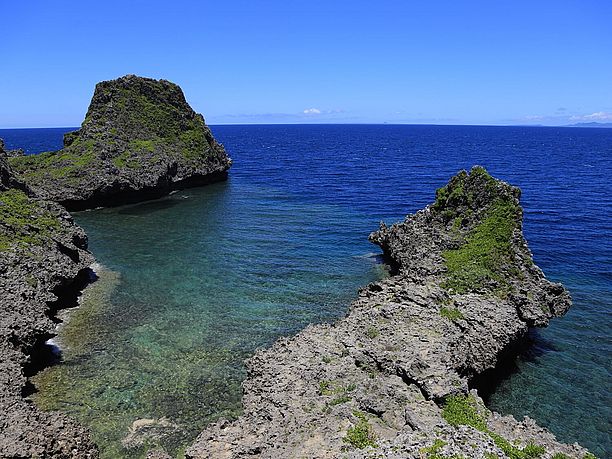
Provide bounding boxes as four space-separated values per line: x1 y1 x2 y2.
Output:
10 75 231 210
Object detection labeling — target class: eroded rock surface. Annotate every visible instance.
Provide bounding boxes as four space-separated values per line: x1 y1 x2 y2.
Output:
0 147 98 457
9 75 231 210
187 167 587 459
0 143 28 193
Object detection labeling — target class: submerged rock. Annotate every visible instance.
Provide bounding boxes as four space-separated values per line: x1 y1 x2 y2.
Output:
187 167 588 458
0 147 98 457
9 75 231 210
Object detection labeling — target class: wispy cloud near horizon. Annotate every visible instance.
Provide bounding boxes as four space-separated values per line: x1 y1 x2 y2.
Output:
511 110 612 126
569 111 612 122
210 109 353 124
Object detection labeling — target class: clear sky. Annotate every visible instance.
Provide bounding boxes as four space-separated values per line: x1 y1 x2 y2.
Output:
1 0 611 127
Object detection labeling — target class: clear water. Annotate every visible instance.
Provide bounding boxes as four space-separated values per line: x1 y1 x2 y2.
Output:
1 125 610 458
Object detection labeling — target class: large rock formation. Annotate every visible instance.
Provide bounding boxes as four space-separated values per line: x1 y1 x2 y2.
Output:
187 167 589 458
0 144 98 457
9 75 231 210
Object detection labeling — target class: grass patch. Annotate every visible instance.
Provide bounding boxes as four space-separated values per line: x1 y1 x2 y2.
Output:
441 395 487 431
442 395 547 459
432 166 521 297
440 306 465 321
366 327 380 339
128 139 156 153
9 143 98 184
0 189 63 251
319 380 356 398
442 197 519 295
420 439 447 458
329 395 351 406
343 411 377 449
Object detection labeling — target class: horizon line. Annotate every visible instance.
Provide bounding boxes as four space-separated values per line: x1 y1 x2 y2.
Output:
1 122 609 130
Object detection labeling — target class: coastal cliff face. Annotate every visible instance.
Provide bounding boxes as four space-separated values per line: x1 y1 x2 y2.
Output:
8 75 231 210
187 167 587 459
0 145 98 457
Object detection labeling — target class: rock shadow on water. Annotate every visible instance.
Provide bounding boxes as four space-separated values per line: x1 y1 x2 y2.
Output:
115 196 182 215
471 328 561 404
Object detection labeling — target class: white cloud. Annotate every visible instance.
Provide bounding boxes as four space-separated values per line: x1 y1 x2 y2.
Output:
569 111 612 122
303 108 321 115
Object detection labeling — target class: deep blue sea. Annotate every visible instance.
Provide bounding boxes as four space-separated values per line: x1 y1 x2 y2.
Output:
1 125 610 458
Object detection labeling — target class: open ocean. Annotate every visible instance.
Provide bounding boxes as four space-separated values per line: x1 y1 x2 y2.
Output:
1 125 610 458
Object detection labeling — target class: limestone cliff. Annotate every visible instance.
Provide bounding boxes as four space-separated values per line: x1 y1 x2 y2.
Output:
0 143 98 457
9 75 231 210
186 167 588 459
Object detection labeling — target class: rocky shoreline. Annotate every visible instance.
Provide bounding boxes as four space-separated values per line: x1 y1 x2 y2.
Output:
0 113 596 456
186 167 590 459
1 75 231 457
0 150 98 457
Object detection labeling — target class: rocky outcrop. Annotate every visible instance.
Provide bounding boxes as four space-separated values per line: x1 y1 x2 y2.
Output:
9 75 231 210
0 142 28 193
187 167 588 458
0 138 25 159
0 150 98 457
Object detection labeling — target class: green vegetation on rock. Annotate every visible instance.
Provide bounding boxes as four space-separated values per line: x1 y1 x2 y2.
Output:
366 326 380 339
420 439 466 459
319 380 356 407
442 198 519 295
9 145 98 183
442 395 547 459
440 306 465 321
441 394 488 431
343 411 377 449
434 166 521 296
0 189 62 251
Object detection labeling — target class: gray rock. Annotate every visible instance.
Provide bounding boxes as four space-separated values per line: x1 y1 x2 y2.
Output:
0 153 98 457
186 167 589 459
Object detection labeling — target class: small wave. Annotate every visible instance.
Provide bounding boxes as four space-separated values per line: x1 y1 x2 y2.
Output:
89 262 107 274
353 252 382 259
45 338 62 356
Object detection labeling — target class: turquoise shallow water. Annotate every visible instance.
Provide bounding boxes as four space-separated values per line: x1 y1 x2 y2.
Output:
37 181 385 457
1 125 610 457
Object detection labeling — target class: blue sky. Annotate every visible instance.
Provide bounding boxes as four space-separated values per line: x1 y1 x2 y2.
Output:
1 0 611 127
